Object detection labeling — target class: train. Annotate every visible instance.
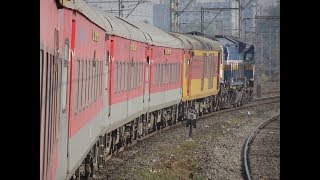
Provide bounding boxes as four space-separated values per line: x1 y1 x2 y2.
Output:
40 0 255 179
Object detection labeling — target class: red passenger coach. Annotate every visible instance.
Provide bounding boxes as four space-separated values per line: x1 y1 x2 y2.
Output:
40 0 60 179
94 12 150 133
41 0 108 179
130 22 184 128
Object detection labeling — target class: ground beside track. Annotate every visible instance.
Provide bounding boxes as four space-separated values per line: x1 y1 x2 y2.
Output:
96 102 280 180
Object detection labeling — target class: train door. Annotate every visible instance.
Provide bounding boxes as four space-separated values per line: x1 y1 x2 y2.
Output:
143 47 150 107
64 19 76 179
106 39 113 117
105 52 110 116
58 39 69 179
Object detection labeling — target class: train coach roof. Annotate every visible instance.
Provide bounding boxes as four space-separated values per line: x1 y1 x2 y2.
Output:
125 21 183 49
169 33 203 50
61 0 148 43
94 9 148 43
62 0 106 30
186 35 222 51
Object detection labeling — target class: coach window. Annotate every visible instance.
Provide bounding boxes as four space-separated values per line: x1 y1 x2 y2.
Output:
93 60 96 101
119 62 122 92
122 62 125 91
172 64 175 83
137 62 139 88
177 63 179 83
119 62 121 92
40 49 43 108
88 60 92 105
80 60 84 110
132 62 134 89
124 62 126 91
92 59 95 103
86 59 91 107
140 62 142 87
91 60 95 104
133 62 138 89
129 62 136 89
84 60 87 108
133 62 136 89
178 63 181 82
120 62 122 92
88 61 92 105
168 63 170 84
157 63 159 85
165 63 168 84
136 62 138 88
127 62 129 90
89 60 92 105
129 61 132 90
85 61 89 108
124 62 127 91
141 62 143 87
154 63 156 85
97 61 101 98
135 62 138 89
136 62 138 89
157 63 160 85
159 64 163 85
82 61 86 109
175 63 177 83
155 63 157 85
115 62 118 93
137 62 139 87
133 61 136 89
172 63 174 83
83 61 86 109
75 60 80 113
154 63 157 85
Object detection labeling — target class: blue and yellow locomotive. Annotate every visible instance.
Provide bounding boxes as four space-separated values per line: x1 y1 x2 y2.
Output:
215 35 255 108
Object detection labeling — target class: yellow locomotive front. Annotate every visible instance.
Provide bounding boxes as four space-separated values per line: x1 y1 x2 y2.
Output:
171 33 223 117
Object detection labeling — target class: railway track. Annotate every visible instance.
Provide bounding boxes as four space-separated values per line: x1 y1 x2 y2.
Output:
103 95 280 160
243 114 280 180
137 95 280 143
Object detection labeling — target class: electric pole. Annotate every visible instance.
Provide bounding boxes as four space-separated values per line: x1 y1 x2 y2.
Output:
170 0 178 32
238 0 241 39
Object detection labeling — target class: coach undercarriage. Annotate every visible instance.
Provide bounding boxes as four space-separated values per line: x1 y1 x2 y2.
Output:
72 104 181 179
72 87 254 180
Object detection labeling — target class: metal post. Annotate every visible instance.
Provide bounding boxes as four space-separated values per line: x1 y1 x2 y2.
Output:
189 119 193 138
170 0 172 32
201 8 204 34
257 84 261 98
276 29 279 73
118 0 121 17
269 26 272 76
244 19 247 41
238 0 241 39
260 32 263 63
186 107 197 138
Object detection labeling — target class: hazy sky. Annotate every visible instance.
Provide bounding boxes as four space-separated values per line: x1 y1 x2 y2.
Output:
86 0 279 24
